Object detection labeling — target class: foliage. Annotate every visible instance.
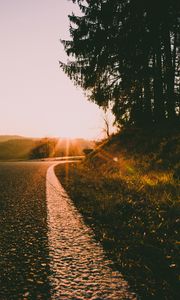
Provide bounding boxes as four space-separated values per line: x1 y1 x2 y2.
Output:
29 138 58 159
55 129 180 299
83 148 93 155
61 0 180 128
53 138 94 157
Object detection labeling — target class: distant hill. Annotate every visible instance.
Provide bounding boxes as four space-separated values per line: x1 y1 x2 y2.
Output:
0 135 26 143
0 136 94 161
0 138 36 160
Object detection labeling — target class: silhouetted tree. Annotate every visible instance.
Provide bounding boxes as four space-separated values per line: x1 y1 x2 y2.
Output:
60 0 180 129
29 138 57 159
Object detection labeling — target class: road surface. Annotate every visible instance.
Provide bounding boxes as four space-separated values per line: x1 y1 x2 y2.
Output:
0 162 136 299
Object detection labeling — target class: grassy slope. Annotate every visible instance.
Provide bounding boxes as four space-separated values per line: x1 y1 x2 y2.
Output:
0 139 37 160
55 128 180 300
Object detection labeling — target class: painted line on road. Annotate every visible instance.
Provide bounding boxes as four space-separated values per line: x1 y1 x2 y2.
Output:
46 163 137 299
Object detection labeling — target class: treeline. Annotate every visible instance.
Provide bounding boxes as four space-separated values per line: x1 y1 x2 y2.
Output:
60 0 180 128
29 138 57 159
29 138 94 159
0 136 94 160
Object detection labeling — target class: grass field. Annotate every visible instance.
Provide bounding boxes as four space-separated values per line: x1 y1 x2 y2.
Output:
55 128 180 300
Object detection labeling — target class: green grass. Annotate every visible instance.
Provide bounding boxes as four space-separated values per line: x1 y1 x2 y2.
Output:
55 129 180 300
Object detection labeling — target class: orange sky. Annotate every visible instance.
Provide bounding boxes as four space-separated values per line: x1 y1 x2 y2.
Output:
0 0 114 139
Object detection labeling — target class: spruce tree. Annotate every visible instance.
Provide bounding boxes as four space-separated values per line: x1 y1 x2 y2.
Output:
60 0 180 128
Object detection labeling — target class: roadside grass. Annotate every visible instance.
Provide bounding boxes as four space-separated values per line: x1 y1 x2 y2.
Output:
55 129 180 300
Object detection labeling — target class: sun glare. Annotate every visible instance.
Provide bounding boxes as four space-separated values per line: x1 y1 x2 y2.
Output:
0 0 104 140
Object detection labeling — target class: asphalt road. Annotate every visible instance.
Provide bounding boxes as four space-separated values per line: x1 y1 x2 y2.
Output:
0 162 52 300
0 161 136 300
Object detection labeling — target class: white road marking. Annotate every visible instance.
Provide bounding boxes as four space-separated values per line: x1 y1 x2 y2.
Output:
46 163 136 299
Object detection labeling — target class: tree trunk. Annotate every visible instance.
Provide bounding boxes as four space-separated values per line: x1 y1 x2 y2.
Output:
153 37 165 124
143 62 153 126
163 23 176 122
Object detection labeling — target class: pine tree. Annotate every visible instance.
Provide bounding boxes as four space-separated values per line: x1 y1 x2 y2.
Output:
60 0 180 129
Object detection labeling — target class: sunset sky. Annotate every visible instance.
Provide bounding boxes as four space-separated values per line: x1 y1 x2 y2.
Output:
0 0 113 139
